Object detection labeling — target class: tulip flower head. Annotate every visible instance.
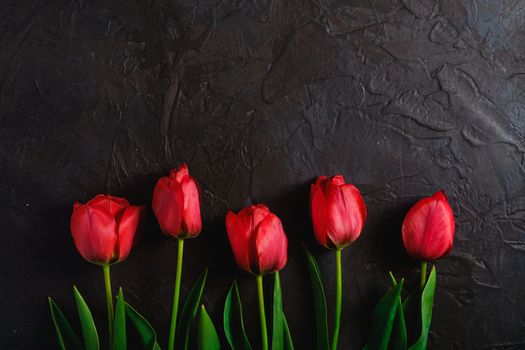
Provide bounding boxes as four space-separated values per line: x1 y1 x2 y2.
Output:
70 194 144 265
310 175 367 249
152 163 202 239
226 204 288 275
402 190 455 261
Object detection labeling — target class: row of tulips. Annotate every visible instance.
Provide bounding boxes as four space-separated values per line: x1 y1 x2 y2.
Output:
49 164 455 350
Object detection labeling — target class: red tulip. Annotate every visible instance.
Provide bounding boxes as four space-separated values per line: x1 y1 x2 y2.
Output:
70 194 144 265
226 204 288 274
310 175 367 249
152 164 202 238
402 190 455 261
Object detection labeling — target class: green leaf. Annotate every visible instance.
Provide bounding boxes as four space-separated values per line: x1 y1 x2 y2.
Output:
124 302 161 350
364 279 404 350
272 271 284 350
389 296 407 350
197 305 221 350
387 273 407 350
304 246 330 350
283 315 294 350
73 286 99 350
48 297 84 350
176 269 208 350
408 266 436 350
223 280 252 350
113 288 126 350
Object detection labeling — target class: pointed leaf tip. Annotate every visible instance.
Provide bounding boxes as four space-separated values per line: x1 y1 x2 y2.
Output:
124 302 160 349
365 279 404 350
197 304 220 350
176 269 208 350
73 286 99 350
224 280 252 350
49 297 84 350
113 288 126 350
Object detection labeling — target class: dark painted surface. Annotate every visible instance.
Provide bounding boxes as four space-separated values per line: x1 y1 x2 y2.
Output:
1 0 525 349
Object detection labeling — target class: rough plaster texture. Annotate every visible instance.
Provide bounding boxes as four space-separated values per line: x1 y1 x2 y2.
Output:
1 0 525 349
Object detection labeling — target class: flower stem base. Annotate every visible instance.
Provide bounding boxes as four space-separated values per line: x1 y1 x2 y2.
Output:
102 264 114 348
331 248 343 350
168 238 185 350
256 274 268 350
420 261 428 291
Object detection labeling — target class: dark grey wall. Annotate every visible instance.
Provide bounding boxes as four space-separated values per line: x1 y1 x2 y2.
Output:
2 0 525 349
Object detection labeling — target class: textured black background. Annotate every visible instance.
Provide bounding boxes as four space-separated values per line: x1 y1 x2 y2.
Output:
2 0 525 349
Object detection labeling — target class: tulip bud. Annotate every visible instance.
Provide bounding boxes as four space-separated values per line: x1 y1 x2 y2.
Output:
309 175 367 249
70 194 144 265
225 204 288 275
152 163 202 239
402 190 455 261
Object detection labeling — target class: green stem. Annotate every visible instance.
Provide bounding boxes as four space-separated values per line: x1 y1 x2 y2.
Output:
389 271 397 286
420 261 428 292
331 248 343 350
102 264 114 349
168 238 185 350
256 274 268 350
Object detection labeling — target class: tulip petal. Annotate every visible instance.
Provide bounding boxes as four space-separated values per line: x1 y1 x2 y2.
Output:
226 211 251 273
315 176 329 187
173 163 190 182
325 184 366 247
254 213 288 274
252 205 271 228
310 183 329 247
152 177 184 236
330 175 345 186
71 204 96 261
87 194 129 218
237 205 270 235
402 191 455 261
116 205 144 262
180 176 202 237
88 208 118 263
152 177 170 217
71 204 117 263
